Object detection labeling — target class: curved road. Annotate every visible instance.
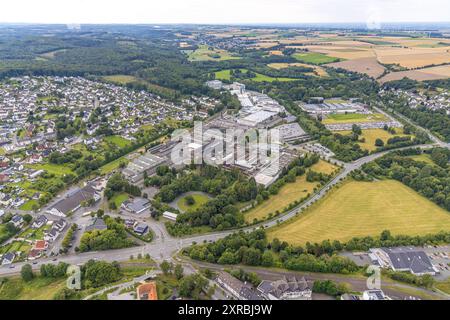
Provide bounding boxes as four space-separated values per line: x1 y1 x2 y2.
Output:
0 142 436 276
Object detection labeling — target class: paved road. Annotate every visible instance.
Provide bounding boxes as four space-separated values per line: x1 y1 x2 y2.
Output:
186 259 448 300
0 142 436 277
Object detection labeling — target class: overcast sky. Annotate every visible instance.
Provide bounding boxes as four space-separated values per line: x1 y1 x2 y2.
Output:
1 0 449 25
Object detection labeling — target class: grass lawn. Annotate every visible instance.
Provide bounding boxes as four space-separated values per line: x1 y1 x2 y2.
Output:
188 45 240 62
104 135 132 148
323 113 389 125
267 179 450 245
245 175 318 223
99 156 129 175
292 52 341 65
19 199 39 211
111 193 129 208
0 147 5 155
27 163 74 176
340 128 410 152
215 69 232 80
177 193 210 212
0 277 67 300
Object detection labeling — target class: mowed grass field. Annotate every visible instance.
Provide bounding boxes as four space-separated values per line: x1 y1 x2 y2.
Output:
292 52 341 65
339 128 409 151
177 193 211 212
267 180 450 245
245 160 338 222
322 113 388 124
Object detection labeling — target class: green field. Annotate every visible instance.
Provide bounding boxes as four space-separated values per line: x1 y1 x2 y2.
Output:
267 179 450 245
104 135 132 148
19 199 39 211
292 52 341 65
0 277 67 300
245 160 338 222
323 113 389 125
111 193 129 208
176 193 211 212
27 163 74 176
214 69 297 82
188 45 240 62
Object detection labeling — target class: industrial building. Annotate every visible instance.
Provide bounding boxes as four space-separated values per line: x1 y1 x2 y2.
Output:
369 247 437 276
122 152 167 183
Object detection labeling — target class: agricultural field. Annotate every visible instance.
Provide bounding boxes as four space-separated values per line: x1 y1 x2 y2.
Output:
322 113 389 125
245 160 338 222
187 45 240 62
379 65 450 83
326 57 386 79
292 52 341 65
339 128 410 151
267 180 450 245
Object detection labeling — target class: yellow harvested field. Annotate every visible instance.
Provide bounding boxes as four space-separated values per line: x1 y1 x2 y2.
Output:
340 128 409 151
245 160 338 223
269 50 283 56
267 180 450 245
379 65 450 83
375 47 450 69
245 175 318 223
310 159 339 175
326 57 386 78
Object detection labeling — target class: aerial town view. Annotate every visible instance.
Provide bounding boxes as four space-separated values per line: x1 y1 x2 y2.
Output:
0 0 450 310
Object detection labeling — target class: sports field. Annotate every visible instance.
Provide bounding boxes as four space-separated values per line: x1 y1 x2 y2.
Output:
267 180 450 245
323 113 388 125
245 160 338 222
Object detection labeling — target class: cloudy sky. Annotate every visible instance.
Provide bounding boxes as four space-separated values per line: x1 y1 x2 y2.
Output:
1 0 449 24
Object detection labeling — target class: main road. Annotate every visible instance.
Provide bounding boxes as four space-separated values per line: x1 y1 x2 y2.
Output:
0 141 436 277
